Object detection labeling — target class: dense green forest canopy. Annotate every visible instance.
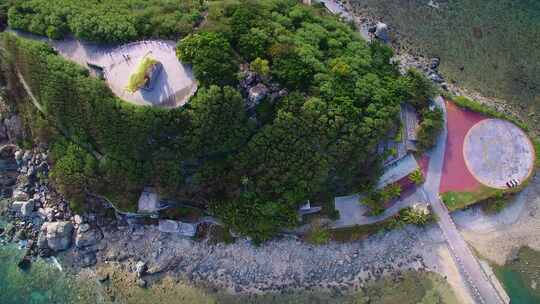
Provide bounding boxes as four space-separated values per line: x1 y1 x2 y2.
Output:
1 0 434 242
7 0 204 43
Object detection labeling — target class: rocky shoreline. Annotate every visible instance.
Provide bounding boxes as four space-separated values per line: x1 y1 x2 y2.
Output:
0 138 459 296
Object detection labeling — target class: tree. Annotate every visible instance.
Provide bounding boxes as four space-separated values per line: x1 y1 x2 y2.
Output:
238 27 270 60
50 140 98 212
271 45 321 90
210 191 298 244
401 69 438 111
417 107 444 151
188 85 249 156
250 57 270 77
177 31 238 86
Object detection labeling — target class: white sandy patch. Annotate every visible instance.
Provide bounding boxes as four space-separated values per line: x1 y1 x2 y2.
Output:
435 246 476 304
454 174 540 265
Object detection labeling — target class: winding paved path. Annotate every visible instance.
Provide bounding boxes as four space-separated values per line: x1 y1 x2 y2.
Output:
8 29 196 108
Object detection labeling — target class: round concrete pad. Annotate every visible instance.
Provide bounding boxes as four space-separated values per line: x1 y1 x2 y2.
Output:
104 41 197 108
463 119 535 189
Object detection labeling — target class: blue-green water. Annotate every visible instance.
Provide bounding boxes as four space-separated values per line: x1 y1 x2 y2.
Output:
0 243 108 304
0 216 105 304
495 247 540 304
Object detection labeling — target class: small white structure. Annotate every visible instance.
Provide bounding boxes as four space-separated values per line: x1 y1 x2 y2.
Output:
299 200 322 216
158 219 197 237
137 187 161 214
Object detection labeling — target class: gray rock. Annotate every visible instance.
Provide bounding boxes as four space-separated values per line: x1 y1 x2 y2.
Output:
11 201 26 214
248 83 269 107
14 150 23 161
73 215 84 225
137 278 147 288
22 150 32 162
43 221 74 251
375 22 389 42
80 252 97 267
428 72 444 83
75 227 102 248
79 223 90 232
12 189 29 201
430 57 440 70
11 201 33 217
20 200 34 217
135 261 147 278
158 219 178 233
26 165 36 178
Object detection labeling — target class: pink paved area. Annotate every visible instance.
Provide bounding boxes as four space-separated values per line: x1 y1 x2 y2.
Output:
440 100 486 193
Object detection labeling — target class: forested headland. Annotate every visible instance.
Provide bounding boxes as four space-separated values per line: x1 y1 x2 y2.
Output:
0 0 435 242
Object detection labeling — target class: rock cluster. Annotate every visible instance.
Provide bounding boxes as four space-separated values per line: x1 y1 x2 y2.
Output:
0 144 106 268
1 147 71 257
239 64 287 116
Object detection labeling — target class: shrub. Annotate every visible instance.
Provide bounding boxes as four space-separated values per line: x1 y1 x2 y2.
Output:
417 107 444 151
399 206 432 226
125 57 159 93
402 69 438 112
251 57 270 77
363 184 402 216
305 222 330 245
408 169 425 185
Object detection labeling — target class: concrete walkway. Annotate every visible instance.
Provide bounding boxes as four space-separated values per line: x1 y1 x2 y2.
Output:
332 190 424 228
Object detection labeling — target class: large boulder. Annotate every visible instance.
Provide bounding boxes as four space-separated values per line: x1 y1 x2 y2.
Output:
42 221 74 252
374 22 389 42
12 189 29 201
11 201 33 217
247 83 269 109
75 225 103 248
135 261 147 278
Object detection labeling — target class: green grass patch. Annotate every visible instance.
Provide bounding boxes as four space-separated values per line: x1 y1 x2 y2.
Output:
453 96 529 131
125 57 159 93
441 186 502 211
305 226 331 245
329 218 395 243
354 271 460 304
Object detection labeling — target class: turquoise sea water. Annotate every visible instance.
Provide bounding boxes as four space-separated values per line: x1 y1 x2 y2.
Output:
494 247 540 304
0 218 105 304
